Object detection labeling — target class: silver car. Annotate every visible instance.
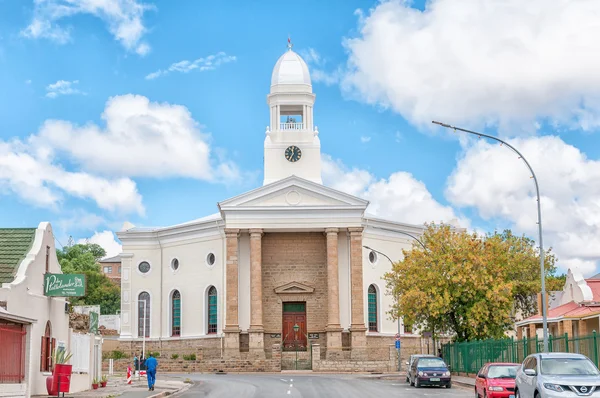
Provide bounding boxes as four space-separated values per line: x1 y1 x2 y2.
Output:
515 352 600 398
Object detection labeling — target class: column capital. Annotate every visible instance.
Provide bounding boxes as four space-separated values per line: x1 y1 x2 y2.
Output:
324 228 339 235
348 227 363 235
224 228 240 238
249 228 264 237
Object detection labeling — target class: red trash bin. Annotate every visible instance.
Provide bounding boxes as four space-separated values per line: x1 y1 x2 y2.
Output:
46 364 72 395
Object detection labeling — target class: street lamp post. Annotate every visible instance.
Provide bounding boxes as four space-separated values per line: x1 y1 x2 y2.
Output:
432 120 549 352
293 324 300 371
134 299 148 379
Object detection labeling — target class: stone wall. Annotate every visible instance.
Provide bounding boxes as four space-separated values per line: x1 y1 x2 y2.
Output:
103 344 282 373
311 344 393 373
108 337 223 360
261 233 328 335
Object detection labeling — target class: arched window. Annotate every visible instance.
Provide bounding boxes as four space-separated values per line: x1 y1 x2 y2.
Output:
207 286 217 334
368 285 378 332
138 292 150 338
171 290 181 336
40 321 54 372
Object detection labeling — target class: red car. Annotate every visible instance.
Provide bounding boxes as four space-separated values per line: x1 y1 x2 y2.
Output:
475 362 520 398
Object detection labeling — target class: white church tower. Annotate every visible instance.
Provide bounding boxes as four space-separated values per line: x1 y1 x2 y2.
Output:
263 40 322 185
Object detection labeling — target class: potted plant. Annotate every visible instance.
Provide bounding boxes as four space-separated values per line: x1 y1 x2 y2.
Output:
92 378 99 390
101 375 108 388
46 349 74 395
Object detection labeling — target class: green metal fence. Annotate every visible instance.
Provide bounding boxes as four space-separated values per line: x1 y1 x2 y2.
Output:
442 332 600 374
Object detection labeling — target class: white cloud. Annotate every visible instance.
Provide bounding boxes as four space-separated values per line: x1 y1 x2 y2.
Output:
360 136 371 143
0 140 144 214
446 135 600 274
79 230 122 258
31 94 241 182
322 154 462 226
46 80 84 98
56 210 106 233
299 48 321 65
21 0 154 55
342 0 600 131
146 52 236 80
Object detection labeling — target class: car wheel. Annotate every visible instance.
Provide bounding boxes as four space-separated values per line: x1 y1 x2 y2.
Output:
446 383 452 389
515 390 520 398
415 378 420 388
406 376 409 383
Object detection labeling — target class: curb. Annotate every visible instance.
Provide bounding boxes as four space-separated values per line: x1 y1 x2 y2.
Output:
148 381 193 398
452 380 475 389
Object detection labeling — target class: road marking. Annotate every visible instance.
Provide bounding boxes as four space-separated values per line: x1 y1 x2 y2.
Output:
280 379 288 382
287 390 291 395
290 379 293 382
290 384 293 387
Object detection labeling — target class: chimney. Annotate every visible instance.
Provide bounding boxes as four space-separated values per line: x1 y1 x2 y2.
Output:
537 292 550 316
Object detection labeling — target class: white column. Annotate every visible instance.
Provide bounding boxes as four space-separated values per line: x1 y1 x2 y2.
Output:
276 105 280 130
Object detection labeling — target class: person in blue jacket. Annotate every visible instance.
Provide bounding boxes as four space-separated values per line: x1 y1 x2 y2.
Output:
145 353 158 391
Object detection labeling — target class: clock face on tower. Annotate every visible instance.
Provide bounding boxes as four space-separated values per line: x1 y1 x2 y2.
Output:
285 145 302 162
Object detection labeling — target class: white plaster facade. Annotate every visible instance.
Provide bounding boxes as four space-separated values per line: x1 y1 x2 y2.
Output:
0 222 70 397
117 45 431 347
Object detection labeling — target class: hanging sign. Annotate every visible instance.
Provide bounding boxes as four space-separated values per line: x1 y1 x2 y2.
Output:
43 273 86 297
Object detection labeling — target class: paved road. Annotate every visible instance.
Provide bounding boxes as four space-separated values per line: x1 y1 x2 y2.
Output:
171 374 472 398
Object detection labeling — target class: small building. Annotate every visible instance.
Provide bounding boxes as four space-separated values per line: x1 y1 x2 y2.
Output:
516 269 600 339
0 223 101 397
98 255 121 284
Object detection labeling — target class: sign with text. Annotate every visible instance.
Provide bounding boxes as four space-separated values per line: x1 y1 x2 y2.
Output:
43 273 86 297
308 333 320 340
89 312 99 334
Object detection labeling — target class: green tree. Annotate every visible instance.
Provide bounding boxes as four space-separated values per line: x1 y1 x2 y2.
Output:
384 224 558 342
57 243 120 314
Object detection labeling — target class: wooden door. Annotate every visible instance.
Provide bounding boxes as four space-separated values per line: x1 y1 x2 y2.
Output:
282 302 307 350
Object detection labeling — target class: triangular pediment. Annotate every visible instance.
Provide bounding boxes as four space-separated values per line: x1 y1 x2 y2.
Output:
218 175 369 210
274 281 315 294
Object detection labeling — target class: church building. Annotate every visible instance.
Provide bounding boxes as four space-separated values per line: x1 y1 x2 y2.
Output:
116 43 429 366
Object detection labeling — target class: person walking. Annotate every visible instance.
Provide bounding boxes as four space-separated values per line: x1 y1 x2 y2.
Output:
145 353 158 391
133 353 139 376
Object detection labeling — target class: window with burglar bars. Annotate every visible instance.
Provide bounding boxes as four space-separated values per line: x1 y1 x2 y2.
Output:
368 285 378 332
138 292 150 337
172 290 181 336
208 286 217 334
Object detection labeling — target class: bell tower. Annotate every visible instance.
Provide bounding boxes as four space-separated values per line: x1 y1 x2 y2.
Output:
263 40 322 185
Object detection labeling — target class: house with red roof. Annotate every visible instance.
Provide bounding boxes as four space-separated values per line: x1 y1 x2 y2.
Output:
515 269 600 340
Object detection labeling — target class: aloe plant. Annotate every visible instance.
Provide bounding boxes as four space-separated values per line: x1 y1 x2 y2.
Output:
101 375 108 382
52 348 73 365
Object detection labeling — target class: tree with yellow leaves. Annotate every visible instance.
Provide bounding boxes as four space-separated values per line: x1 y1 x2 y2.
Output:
384 224 561 342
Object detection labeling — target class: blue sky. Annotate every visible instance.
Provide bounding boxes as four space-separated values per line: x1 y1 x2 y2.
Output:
1 0 600 276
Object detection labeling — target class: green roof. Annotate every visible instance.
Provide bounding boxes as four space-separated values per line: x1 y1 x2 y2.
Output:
0 228 37 284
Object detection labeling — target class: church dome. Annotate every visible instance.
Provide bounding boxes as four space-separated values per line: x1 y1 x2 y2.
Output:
271 49 311 86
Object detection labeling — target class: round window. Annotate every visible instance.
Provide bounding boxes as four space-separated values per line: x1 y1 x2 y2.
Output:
138 261 151 273
368 251 378 264
171 258 179 271
206 253 216 267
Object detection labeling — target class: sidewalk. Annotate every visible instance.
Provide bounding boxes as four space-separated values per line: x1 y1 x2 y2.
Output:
39 375 188 398
451 375 476 388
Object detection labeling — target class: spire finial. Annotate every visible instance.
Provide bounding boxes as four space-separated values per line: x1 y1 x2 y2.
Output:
287 36 293 51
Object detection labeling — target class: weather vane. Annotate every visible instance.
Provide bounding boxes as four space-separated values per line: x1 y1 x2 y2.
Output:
287 36 293 50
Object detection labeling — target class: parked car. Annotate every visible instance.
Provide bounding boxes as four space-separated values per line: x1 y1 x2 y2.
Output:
409 356 452 388
515 352 600 398
475 362 520 398
405 354 437 383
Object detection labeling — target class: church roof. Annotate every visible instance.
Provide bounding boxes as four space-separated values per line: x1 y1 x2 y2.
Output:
271 49 311 86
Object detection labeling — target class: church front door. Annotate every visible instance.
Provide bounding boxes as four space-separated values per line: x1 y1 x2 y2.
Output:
282 302 307 351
